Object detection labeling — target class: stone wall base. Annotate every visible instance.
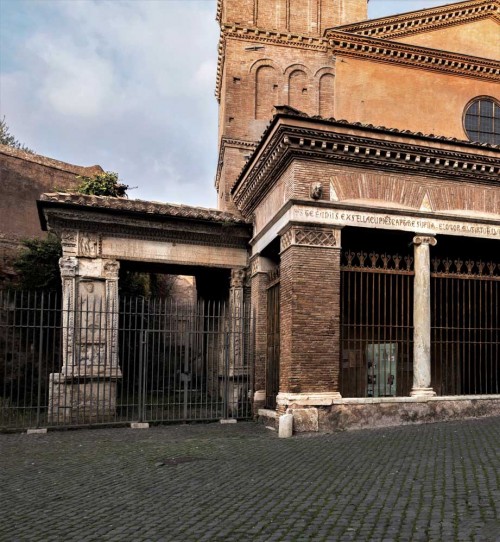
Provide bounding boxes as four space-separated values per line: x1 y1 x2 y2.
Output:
259 396 500 433
48 373 118 424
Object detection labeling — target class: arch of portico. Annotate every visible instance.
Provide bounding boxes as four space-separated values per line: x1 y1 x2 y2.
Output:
234 108 500 432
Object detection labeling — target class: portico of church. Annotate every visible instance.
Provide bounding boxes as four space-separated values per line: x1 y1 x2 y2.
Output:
234 108 500 431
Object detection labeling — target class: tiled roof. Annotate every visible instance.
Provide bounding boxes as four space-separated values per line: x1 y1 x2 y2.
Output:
39 193 250 225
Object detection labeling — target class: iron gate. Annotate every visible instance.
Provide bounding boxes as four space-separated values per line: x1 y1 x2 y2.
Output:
265 268 280 409
431 258 499 395
340 251 415 397
0 292 253 431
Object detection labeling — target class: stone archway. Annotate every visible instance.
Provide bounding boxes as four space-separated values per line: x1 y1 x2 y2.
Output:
38 193 252 424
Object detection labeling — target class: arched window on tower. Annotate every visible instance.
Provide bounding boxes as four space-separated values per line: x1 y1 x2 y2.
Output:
288 70 307 111
319 73 335 118
256 65 279 120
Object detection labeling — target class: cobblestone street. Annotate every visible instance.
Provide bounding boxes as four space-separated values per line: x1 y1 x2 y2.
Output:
1 417 499 542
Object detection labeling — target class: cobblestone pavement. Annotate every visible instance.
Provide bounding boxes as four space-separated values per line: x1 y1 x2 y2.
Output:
1 417 500 542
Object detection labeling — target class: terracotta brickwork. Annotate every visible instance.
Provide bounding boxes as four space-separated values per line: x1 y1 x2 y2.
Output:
218 0 367 35
279 225 341 394
216 1 499 212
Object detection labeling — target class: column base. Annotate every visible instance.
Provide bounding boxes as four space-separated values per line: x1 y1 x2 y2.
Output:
276 391 342 408
410 387 436 397
48 373 119 424
275 392 343 433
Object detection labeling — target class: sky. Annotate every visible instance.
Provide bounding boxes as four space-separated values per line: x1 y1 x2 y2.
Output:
0 0 451 208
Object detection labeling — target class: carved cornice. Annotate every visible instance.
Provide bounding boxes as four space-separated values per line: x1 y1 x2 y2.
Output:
326 30 500 81
334 0 499 40
215 33 226 102
221 23 329 50
232 114 500 216
216 0 222 23
215 137 257 190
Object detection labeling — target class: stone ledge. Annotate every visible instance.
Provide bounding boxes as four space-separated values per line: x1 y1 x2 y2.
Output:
333 394 500 405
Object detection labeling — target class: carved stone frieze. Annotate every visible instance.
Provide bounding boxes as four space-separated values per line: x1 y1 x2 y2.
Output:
61 230 78 256
78 232 100 258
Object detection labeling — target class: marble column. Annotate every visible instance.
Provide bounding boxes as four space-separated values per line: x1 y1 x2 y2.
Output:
411 235 437 397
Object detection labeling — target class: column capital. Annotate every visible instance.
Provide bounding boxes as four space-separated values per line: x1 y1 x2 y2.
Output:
59 256 78 277
413 235 437 247
280 224 341 253
103 259 120 280
230 268 246 288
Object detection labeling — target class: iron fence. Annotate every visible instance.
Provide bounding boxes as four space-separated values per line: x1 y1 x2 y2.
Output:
340 251 415 398
431 258 500 395
0 291 254 431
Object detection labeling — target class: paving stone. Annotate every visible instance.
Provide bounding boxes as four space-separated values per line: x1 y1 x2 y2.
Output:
0 418 499 541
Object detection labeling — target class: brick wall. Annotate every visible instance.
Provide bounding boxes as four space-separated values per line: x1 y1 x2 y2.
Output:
0 144 103 285
279 226 341 394
220 0 368 35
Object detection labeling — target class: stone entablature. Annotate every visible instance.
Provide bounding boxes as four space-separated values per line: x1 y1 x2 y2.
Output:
252 202 500 255
39 193 252 269
233 111 499 217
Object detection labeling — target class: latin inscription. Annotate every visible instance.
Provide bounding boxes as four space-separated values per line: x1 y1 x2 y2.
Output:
292 206 500 239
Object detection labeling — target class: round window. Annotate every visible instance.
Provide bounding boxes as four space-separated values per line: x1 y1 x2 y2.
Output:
463 97 500 145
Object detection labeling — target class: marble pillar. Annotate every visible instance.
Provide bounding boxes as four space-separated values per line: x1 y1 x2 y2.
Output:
411 235 437 397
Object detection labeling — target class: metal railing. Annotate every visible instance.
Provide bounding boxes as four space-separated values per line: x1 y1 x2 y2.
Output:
340 251 415 398
0 291 254 431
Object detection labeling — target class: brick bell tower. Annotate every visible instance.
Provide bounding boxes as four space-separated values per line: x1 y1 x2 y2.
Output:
215 0 369 212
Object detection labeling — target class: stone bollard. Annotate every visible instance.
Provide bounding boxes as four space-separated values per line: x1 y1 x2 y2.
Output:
278 413 293 438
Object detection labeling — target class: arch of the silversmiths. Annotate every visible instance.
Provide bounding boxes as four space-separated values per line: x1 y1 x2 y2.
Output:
37 193 253 424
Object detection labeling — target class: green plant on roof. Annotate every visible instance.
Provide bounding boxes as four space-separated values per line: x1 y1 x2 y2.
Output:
76 171 129 197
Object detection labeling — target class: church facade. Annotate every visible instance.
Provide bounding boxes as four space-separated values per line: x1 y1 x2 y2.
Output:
37 0 499 431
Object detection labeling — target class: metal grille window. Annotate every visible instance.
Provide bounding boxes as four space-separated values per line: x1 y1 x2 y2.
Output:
464 98 500 145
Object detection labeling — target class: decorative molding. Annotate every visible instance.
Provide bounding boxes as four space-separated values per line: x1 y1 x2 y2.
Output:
335 0 499 40
326 30 500 82
280 225 339 252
